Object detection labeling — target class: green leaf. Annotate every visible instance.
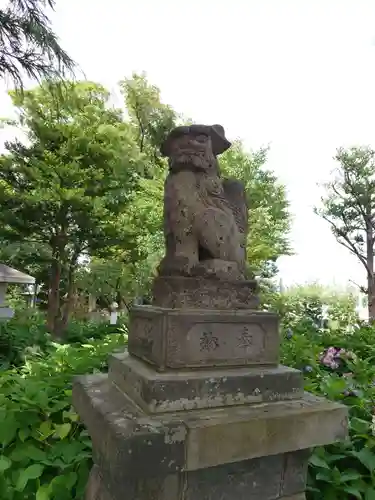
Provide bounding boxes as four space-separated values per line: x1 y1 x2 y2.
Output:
0 455 11 472
326 453 348 463
50 471 78 495
37 420 54 441
53 423 71 440
353 448 375 472
36 484 50 500
343 486 362 499
10 444 46 462
16 463 45 491
63 410 79 422
365 488 375 500
0 416 18 447
340 471 363 483
316 471 332 482
309 454 330 469
18 427 31 442
350 417 370 435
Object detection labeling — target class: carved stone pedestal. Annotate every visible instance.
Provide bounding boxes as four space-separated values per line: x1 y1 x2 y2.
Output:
74 372 346 500
128 305 280 370
73 279 348 500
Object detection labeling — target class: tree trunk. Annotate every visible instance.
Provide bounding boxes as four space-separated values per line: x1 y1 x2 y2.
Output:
365 207 374 322
59 280 75 337
55 256 79 339
47 259 61 334
368 274 375 322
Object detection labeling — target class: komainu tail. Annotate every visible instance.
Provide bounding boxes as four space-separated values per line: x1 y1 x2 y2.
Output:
222 178 248 239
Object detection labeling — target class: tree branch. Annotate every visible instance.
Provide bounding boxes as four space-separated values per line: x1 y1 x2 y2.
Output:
320 213 371 275
349 279 367 295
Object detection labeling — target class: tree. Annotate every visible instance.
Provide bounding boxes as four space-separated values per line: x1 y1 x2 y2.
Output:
272 283 359 332
117 74 292 284
96 79 291 293
119 73 177 173
0 239 50 302
0 0 75 89
0 80 141 337
0 73 291 325
220 141 291 278
79 74 178 306
316 146 375 320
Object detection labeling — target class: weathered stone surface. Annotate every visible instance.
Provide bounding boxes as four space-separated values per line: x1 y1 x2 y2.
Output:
158 124 248 281
73 374 186 479
73 374 347 474
109 352 304 413
76 120 349 500
280 450 310 497
86 465 111 500
91 466 175 500
280 495 306 500
175 393 348 470
182 450 308 500
152 276 259 310
280 493 306 500
86 449 309 500
128 306 279 371
86 471 308 500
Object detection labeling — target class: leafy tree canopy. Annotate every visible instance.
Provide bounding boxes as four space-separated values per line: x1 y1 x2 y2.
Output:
220 141 291 277
0 73 292 326
316 146 375 319
0 0 75 89
0 80 142 335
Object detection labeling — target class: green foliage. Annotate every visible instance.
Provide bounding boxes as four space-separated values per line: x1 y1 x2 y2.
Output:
272 283 359 332
79 74 174 303
0 311 49 369
0 73 292 317
283 322 375 499
0 0 75 89
0 331 127 499
0 240 50 293
0 80 142 335
0 311 125 368
220 141 291 277
119 72 177 166
316 146 375 319
87 75 292 299
278 286 375 499
2 286 375 499
2 284 31 310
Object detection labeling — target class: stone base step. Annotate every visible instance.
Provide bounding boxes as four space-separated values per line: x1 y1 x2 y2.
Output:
109 352 304 414
73 373 347 473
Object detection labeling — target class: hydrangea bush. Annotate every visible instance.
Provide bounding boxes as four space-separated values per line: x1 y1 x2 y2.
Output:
281 319 375 500
1 286 375 499
0 321 128 500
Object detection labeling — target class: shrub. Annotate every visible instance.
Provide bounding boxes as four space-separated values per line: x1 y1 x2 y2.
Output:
281 319 375 500
0 311 50 369
2 288 375 499
0 332 127 500
0 311 128 368
63 317 128 344
273 283 360 333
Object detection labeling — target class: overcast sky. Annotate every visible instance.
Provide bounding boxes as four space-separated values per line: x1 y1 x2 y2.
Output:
2 0 375 289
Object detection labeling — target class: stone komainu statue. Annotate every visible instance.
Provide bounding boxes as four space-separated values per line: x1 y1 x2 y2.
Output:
158 124 248 281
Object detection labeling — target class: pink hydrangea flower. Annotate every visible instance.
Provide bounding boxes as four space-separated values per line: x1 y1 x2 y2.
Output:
320 347 340 369
320 347 356 370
